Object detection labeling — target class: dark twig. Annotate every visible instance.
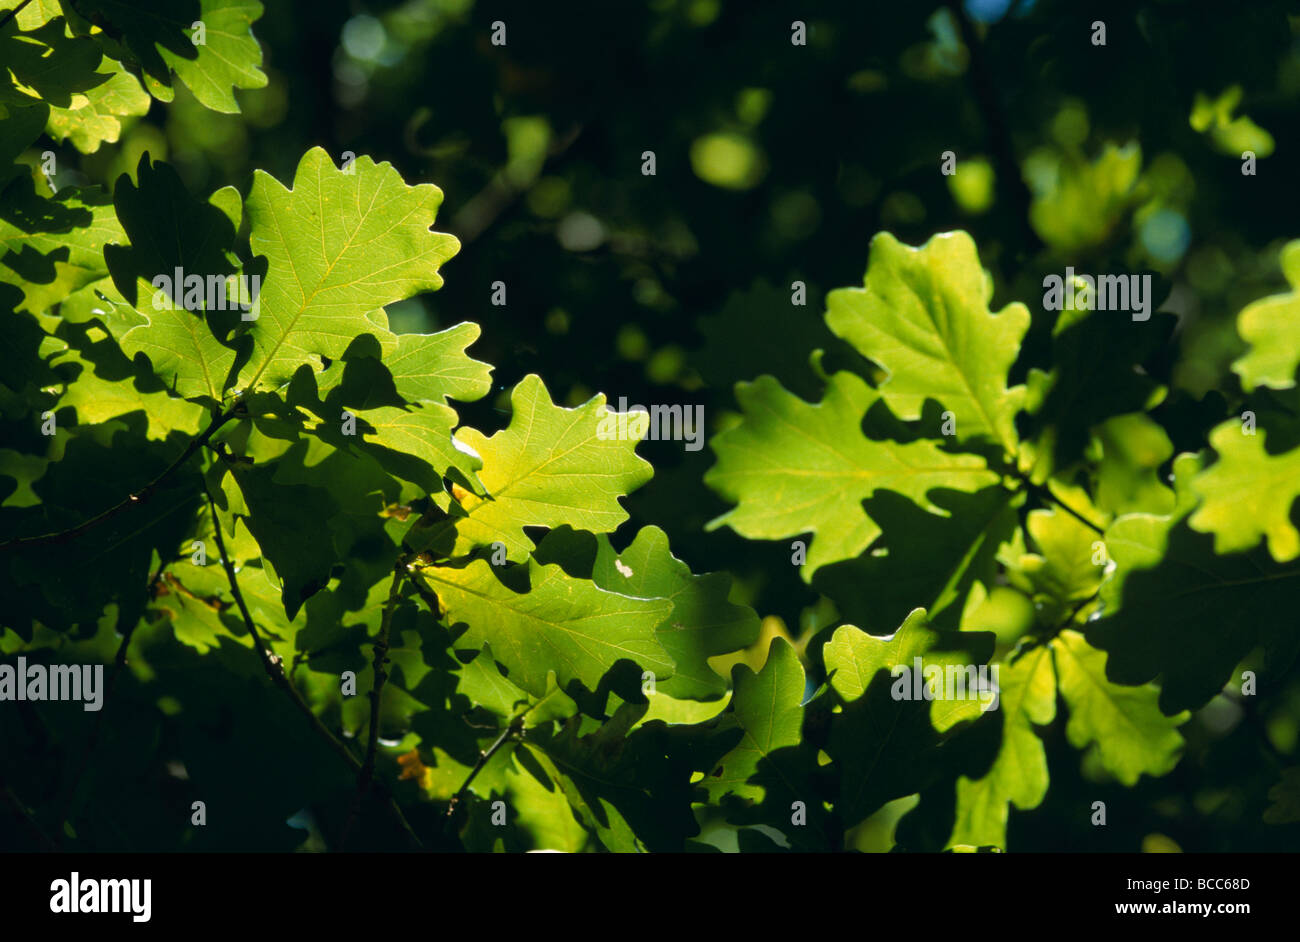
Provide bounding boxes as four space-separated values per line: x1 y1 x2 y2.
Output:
339 562 406 850
444 717 523 833
204 484 423 849
0 407 239 552
0 0 35 31
1013 471 1106 535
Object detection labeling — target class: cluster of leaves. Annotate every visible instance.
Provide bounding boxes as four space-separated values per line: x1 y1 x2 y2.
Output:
3 0 1300 852
703 228 1300 848
1 0 763 852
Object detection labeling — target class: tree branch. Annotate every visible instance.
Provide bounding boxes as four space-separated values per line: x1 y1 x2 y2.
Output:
0 0 35 31
444 717 523 833
1013 471 1106 534
339 561 406 850
0 406 239 552
204 484 424 849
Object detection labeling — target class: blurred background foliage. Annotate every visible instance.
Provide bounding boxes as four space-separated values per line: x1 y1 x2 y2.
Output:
6 0 1300 851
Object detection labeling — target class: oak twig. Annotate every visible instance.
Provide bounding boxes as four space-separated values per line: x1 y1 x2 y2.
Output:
0 0 35 31
444 718 523 833
0 407 239 552
1013 472 1106 535
204 485 424 849
339 562 407 850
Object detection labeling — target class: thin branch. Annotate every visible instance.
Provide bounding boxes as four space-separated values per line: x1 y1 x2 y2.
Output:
360 564 405 795
1013 471 1106 534
0 407 239 552
0 0 35 31
203 485 424 849
339 561 407 850
444 717 523 833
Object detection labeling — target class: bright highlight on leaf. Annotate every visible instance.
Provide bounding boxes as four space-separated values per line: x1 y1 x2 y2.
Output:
242 146 459 392
415 557 675 698
409 374 653 561
825 230 1031 456
706 370 998 579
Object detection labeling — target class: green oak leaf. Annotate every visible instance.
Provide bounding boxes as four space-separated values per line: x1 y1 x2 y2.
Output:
0 103 50 169
1189 418 1300 562
950 643 1056 849
240 146 458 392
702 638 822 844
635 691 731 727
1027 142 1142 253
223 460 340 619
301 320 493 488
824 613 996 828
823 611 997 733
824 230 1030 456
153 569 236 654
1232 240 1300 391
523 702 733 852
1 419 201 637
415 557 674 698
455 644 535 719
383 322 494 406
304 320 491 487
50 327 206 440
109 155 247 403
0 172 123 314
73 0 267 113
2 0 66 31
504 755 590 852
590 525 759 700
253 436 404 605
1088 413 1176 518
0 294 61 401
705 370 997 580
45 56 150 153
1001 506 1104 626
407 374 652 561
1089 453 1300 713
332 403 481 494
1021 287 1172 480
0 17 106 109
814 485 1018 634
1052 629 1186 785
58 274 143 334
